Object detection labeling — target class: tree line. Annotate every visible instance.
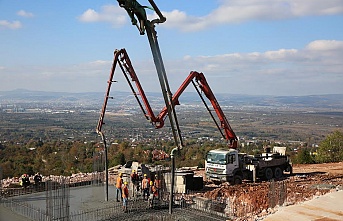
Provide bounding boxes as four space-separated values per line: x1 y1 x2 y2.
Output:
1 130 342 179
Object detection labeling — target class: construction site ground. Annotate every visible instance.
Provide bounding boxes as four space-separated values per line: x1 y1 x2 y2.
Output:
262 162 343 221
194 162 343 220
1 162 342 221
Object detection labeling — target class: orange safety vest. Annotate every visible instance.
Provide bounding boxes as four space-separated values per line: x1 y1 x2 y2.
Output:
151 185 158 197
116 176 123 188
142 178 149 189
154 179 161 188
122 186 129 198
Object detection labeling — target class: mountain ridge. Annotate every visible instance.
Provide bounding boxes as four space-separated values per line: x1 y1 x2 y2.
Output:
1 89 342 109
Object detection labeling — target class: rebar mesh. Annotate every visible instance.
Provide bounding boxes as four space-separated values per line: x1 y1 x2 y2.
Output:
268 179 288 208
46 176 70 221
93 151 105 186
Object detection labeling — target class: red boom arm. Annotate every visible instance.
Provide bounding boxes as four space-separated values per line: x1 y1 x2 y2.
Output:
157 71 238 148
97 49 238 148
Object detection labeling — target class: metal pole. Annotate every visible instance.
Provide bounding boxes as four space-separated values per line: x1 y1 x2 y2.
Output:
169 147 178 214
145 24 183 147
145 21 183 215
100 132 109 201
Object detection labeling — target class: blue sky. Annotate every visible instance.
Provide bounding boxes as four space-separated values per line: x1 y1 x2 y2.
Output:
1 0 343 96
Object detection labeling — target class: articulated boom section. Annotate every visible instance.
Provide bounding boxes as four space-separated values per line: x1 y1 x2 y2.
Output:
116 49 163 126
97 49 238 148
96 48 164 133
96 49 121 133
192 72 238 148
157 71 238 148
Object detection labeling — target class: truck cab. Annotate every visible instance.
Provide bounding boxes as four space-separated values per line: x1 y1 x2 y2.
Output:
205 149 241 183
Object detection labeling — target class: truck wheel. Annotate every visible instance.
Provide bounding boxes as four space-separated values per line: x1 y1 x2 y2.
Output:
286 165 293 175
233 175 242 185
265 168 273 180
274 167 283 179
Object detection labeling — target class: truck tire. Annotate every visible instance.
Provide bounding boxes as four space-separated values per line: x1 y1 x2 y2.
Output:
233 175 242 185
229 175 242 185
274 167 283 179
286 165 293 175
265 168 273 180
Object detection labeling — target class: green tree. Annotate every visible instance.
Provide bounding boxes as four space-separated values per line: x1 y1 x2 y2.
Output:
113 152 126 166
316 130 343 163
296 148 314 164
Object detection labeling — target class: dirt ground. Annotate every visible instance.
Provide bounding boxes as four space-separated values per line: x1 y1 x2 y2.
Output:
292 162 343 175
194 162 343 220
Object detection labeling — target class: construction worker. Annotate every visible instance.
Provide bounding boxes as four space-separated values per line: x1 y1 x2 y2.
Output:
34 173 42 190
19 174 23 187
20 174 30 188
34 173 42 184
122 181 129 213
130 169 139 197
154 174 161 199
116 173 123 202
148 180 158 208
141 174 149 200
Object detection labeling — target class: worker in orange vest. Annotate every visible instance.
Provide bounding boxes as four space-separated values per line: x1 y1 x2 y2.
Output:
148 180 158 208
122 181 129 213
141 174 149 200
116 173 123 202
154 174 162 199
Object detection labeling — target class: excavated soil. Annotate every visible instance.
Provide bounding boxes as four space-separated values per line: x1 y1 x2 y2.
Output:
194 162 343 220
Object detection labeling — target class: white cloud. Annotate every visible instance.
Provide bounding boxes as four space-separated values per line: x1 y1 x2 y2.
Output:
159 10 208 31
1 40 342 95
163 0 343 31
78 5 127 27
17 10 34 18
89 60 112 66
0 20 22 29
162 39 343 95
181 40 343 70
264 49 298 61
306 40 343 51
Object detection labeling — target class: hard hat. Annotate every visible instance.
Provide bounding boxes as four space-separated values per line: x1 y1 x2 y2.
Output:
132 170 135 172
124 181 128 185
119 173 122 177
144 174 147 177
155 174 158 177
150 181 153 185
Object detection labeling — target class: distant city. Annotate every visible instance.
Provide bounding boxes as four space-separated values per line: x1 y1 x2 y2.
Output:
1 89 342 146
1 89 343 112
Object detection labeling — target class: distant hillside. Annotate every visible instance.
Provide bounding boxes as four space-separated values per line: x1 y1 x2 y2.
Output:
0 89 342 109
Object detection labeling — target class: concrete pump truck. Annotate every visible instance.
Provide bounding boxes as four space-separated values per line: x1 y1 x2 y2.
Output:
97 48 292 185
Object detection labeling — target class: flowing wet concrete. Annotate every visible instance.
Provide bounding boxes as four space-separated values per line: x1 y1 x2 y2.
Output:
263 190 343 221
